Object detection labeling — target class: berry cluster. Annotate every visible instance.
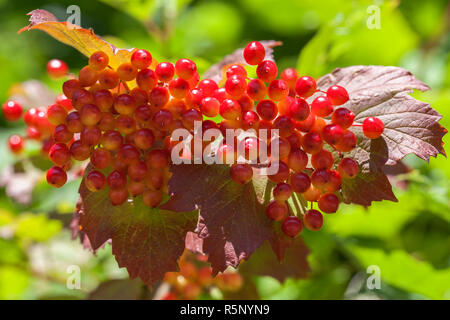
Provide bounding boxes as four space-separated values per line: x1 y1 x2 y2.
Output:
2 42 385 235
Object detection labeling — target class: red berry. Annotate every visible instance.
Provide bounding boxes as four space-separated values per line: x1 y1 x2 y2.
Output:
268 137 291 159
134 129 155 150
107 170 127 189
321 124 344 145
155 62 175 82
185 88 205 108
78 66 98 87
153 109 174 131
226 65 247 79
304 209 323 231
268 80 289 101
290 172 311 193
230 164 253 184
99 69 119 89
175 58 197 80
331 107 354 129
114 94 136 115
85 170 106 192
109 188 129 206
219 99 241 121
302 132 323 154
318 193 339 213
197 79 219 96
131 49 152 69
242 111 260 130
268 161 290 183
147 149 169 169
225 75 247 99
2 101 23 121
70 140 91 161
334 129 357 152
295 112 315 132
325 169 342 193
281 68 298 89
149 87 170 108
49 143 71 166
8 135 24 153
295 76 316 98
117 62 138 81
288 98 310 121
136 68 158 91
281 216 302 237
247 79 267 101
90 147 111 169
128 160 148 181
200 97 220 118
66 111 83 133
181 108 203 130
273 115 294 138
80 126 102 146
338 158 359 179
169 78 190 99
363 117 384 139
212 87 229 103
243 41 265 65
256 60 278 83
89 51 109 71
311 96 333 117
326 85 349 106
47 59 68 78
266 200 288 221
287 149 308 173
311 169 330 190
118 143 140 165
311 149 334 170
80 104 101 126
256 100 278 121
273 183 293 202
46 166 67 188
26 126 41 140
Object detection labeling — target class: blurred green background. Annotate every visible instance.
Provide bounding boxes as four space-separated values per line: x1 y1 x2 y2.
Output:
0 0 449 299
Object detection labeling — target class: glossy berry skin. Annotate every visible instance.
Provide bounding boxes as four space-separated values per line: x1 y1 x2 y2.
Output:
288 149 308 173
281 68 298 89
47 59 68 78
242 111 260 130
182 108 203 130
169 78 190 99
281 216 303 237
318 193 339 213
326 85 349 106
338 158 359 179
2 101 23 121
269 137 291 159
85 170 106 192
304 209 323 231
226 65 247 79
46 166 67 188
247 79 267 101
154 62 174 82
109 188 129 206
175 59 197 80
266 201 288 221
334 130 357 152
290 172 311 193
256 100 278 121
273 115 294 138
331 107 354 129
198 79 219 96
311 149 334 170
243 41 265 65
49 143 71 166
8 135 24 153
311 96 333 117
225 75 247 98
229 164 253 184
273 183 293 202
70 140 91 161
89 51 109 71
200 97 220 118
363 117 384 139
149 87 170 108
131 49 152 69
256 60 278 83
268 80 289 101
295 76 316 98
287 98 309 122
220 99 241 121
90 147 111 169
136 69 158 91
321 124 344 145
268 161 290 183
302 132 323 154
107 170 127 190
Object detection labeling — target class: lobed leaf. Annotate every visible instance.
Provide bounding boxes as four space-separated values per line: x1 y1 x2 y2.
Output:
78 167 198 287
19 9 133 68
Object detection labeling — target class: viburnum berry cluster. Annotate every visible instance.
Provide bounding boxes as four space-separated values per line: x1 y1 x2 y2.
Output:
2 41 385 236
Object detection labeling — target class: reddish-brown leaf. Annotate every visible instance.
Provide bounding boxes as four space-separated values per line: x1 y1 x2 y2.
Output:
78 167 198 287
317 66 447 205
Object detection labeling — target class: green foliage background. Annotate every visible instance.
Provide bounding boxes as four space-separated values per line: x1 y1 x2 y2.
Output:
0 0 448 299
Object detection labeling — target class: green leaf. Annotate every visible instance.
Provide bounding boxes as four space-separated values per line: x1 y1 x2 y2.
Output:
16 214 62 242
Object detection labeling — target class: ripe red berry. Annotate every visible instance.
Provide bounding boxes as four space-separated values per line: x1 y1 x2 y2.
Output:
230 164 253 184
49 143 71 166
200 97 220 118
169 78 190 99
311 169 330 190
117 143 140 165
338 158 359 179
331 107 355 129
71 89 93 110
273 115 294 137
242 111 260 130
256 100 278 121
128 160 148 181
273 183 293 202
47 59 68 78
99 69 120 89
155 62 175 82
304 209 323 231
131 49 152 69
247 79 267 101
290 172 311 193
107 170 127 189
325 169 342 193
311 96 333 117
80 104 101 126
46 166 67 188
268 137 291 159
136 68 158 91
287 149 308 173
295 76 316 98
153 109 174 131
8 135 24 153
321 124 344 145
225 75 247 98
175 58 197 80
89 51 109 71
363 117 384 139
109 188 129 206
243 41 265 65
66 111 83 133
281 68 298 89
302 132 323 154
117 62 138 81
318 193 339 213
78 65 98 87
288 98 310 121
80 126 102 146
114 94 136 115
311 149 334 170
181 108 203 130
268 161 290 183
281 216 302 237
326 85 349 106
197 79 219 96
90 147 111 169
85 170 106 192
2 101 23 121
26 126 41 140
268 80 289 101
226 65 247 79
149 87 170 108
70 140 91 161
256 60 278 83
219 99 241 121
133 129 155 150
147 149 169 169
266 200 288 221
334 129 357 152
